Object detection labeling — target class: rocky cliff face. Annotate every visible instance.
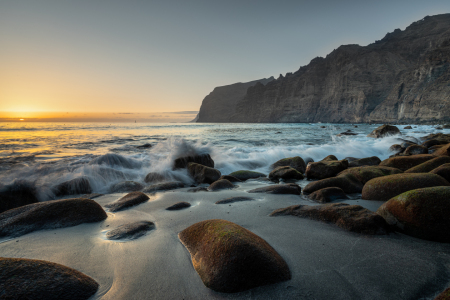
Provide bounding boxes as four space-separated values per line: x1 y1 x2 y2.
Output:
197 14 450 123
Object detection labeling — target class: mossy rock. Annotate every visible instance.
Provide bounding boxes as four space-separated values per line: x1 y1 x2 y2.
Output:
271 156 306 173
379 154 436 171
207 179 236 191
338 166 403 184
305 159 348 180
178 219 291 293
367 124 400 138
308 187 348 203
430 163 450 182
270 203 389 235
303 173 363 194
435 287 450 300
433 143 450 156
187 163 221 184
268 166 304 182
362 173 450 201
228 170 267 181
376 186 450 242
0 257 98 300
105 191 149 212
404 156 450 173
321 155 338 161
248 183 301 195
0 198 107 238
348 156 381 168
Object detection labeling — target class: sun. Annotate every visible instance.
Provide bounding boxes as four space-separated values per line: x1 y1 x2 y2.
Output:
19 119 24 121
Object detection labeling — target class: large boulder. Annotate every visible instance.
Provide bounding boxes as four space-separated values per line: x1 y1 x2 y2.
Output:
142 181 185 194
430 163 450 182
379 154 436 171
0 257 98 300
268 166 304 182
0 181 38 214
305 159 348 180
404 144 428 155
174 154 214 169
303 173 363 194
337 166 403 184
348 156 381 168
53 177 92 197
89 153 137 169
422 139 448 149
367 124 400 138
105 221 155 240
271 156 306 173
207 179 235 191
376 187 450 242
187 163 221 184
270 203 389 235
0 198 107 238
362 173 450 201
105 192 149 212
178 219 291 293
228 170 267 181
109 181 143 193
248 183 301 195
404 156 450 173
308 187 349 203
433 143 450 156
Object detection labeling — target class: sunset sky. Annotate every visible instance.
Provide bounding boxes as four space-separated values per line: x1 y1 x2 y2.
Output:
1 0 450 121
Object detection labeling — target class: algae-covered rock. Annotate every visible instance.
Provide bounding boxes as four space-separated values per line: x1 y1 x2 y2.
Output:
0 257 99 300
178 219 291 293
322 155 338 161
207 179 235 191
271 156 306 173
0 198 107 238
367 125 400 138
303 173 363 194
106 221 155 240
174 153 214 169
248 183 301 195
337 166 403 184
187 162 221 184
430 163 450 182
348 156 381 168
268 166 304 182
433 143 450 156
270 203 389 235
362 173 449 201
228 170 266 181
105 191 149 212
376 187 450 242
308 187 349 203
379 154 436 171
305 159 348 180
404 156 450 173
435 287 450 300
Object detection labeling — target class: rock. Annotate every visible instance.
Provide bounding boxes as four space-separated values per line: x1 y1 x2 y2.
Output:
187 162 221 184
270 203 389 235
0 198 107 238
109 181 143 193
404 126 412 129
400 141 416 149
389 144 404 153
367 125 400 138
443 124 450 129
376 187 450 242
174 154 214 169
337 166 403 184
379 154 436 171
0 180 38 214
305 159 348 180
270 156 307 173
433 143 450 156
361 173 449 201
215 197 255 204
435 287 450 300
348 156 381 167
344 157 359 163
142 181 184 194
228 170 267 181
268 166 304 182
105 192 149 212
93 166 127 182
166 202 191 210
322 155 338 161
178 219 291 292
248 183 301 195
320 125 326 128
207 179 235 191
404 156 450 173
421 133 450 145
404 144 428 155
430 163 450 182
337 132 357 136
81 193 103 199
89 153 137 169
136 143 152 149
187 187 208 193
308 187 349 203
53 176 92 197
422 139 448 148
219 175 242 182
144 172 166 184
436 126 443 130
303 173 363 194
0 257 98 300
106 221 155 240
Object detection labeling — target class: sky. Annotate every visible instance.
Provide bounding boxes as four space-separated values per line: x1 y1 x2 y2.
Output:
1 0 450 121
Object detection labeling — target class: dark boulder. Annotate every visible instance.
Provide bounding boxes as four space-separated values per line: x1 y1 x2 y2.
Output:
109 181 143 193
105 192 149 212
142 181 184 194
404 126 412 129
270 203 389 235
228 170 266 181
271 156 306 173
337 166 403 184
434 287 450 300
187 162 221 184
430 163 450 182
0 198 107 238
136 143 152 149
81 193 103 199
433 143 450 156
376 187 450 242
207 179 235 191
404 144 428 155
0 180 38 214
308 187 349 203
89 153 137 169
367 125 400 138
404 156 450 173
166 202 191 210
187 187 208 193
144 172 166 184
362 173 449 201
268 166 304 182
389 144 404 153
53 176 92 197
348 156 381 168
248 183 301 195
422 139 448 148
305 159 348 180
174 154 214 169
379 154 436 171
178 219 291 293
215 197 255 204
219 175 242 182
0 257 98 300
303 173 363 194
105 221 155 240
322 155 338 161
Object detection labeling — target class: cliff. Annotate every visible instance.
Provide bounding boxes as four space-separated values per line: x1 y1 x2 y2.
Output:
197 14 450 123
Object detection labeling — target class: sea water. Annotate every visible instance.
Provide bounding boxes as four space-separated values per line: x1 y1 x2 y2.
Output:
0 122 447 201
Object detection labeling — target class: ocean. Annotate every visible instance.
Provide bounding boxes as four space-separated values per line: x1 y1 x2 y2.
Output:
0 122 446 201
